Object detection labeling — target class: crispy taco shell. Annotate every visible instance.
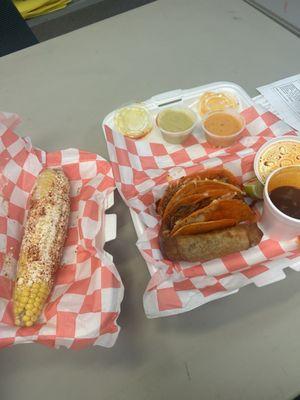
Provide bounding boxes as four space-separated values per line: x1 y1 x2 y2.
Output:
171 219 236 236
157 167 241 216
171 199 256 235
162 190 238 230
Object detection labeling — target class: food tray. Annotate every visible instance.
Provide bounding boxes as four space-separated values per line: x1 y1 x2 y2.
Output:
0 112 124 348
102 82 300 318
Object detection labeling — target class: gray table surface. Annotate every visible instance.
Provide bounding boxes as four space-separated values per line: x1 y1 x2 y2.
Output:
1 1 300 399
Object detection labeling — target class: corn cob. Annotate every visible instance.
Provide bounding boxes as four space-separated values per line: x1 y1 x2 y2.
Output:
13 169 70 327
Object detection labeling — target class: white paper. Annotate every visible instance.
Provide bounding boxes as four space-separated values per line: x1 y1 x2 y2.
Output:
257 74 300 132
252 95 281 117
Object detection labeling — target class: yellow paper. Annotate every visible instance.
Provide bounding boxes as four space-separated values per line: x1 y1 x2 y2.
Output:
13 0 71 19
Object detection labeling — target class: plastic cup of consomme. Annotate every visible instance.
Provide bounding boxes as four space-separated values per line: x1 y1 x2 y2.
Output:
156 106 197 144
202 108 245 147
260 165 300 241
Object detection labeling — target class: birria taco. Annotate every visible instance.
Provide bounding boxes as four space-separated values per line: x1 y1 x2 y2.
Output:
158 167 263 262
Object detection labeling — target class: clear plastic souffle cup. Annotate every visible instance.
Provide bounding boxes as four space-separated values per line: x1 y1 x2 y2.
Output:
201 108 245 147
156 106 198 144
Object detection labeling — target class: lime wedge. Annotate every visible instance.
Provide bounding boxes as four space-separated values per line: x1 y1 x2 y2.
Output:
243 178 264 200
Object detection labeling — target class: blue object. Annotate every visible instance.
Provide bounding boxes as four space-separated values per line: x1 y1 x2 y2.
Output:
0 0 38 57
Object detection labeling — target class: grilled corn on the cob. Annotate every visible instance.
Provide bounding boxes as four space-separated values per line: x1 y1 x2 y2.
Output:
13 168 70 327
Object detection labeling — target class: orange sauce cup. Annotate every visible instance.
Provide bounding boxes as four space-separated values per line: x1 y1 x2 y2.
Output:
202 108 245 147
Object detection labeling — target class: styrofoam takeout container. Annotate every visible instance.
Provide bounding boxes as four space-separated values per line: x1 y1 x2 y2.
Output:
102 81 300 317
103 82 300 288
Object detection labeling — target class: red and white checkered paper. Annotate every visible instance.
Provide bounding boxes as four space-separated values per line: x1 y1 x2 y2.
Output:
103 104 300 318
0 112 124 348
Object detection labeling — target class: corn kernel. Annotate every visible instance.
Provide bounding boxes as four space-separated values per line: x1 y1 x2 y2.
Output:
26 303 33 311
26 310 33 317
25 321 33 327
22 315 30 322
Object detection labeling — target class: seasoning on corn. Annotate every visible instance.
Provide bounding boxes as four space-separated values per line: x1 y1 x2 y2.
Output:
13 169 70 327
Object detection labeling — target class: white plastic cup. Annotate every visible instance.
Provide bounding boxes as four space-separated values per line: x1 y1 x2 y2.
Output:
260 166 300 240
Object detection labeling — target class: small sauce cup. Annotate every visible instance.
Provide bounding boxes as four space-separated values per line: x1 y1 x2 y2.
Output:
156 106 197 144
202 108 245 147
260 165 300 240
